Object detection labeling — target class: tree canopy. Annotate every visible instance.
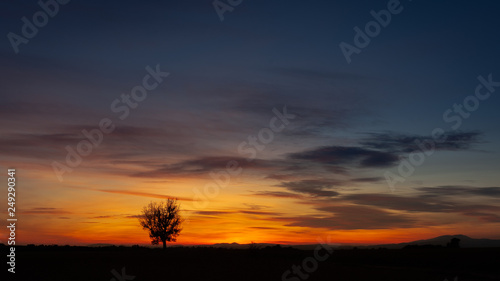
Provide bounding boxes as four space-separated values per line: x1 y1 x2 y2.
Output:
138 199 183 249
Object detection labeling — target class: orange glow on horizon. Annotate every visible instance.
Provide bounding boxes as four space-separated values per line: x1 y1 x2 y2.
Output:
2 169 499 247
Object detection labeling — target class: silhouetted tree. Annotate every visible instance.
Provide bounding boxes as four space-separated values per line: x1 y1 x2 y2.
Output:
139 199 183 250
447 238 460 248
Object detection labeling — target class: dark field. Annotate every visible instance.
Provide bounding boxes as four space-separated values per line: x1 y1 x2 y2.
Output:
3 245 500 281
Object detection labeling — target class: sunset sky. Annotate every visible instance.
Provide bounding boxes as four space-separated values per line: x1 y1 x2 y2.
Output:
1 0 500 246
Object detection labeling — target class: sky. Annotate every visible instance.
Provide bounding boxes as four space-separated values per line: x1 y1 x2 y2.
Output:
0 0 499 246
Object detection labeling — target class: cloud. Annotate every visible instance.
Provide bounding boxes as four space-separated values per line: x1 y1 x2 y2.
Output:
416 186 500 198
351 177 384 183
0 102 91 120
0 133 80 159
67 185 193 201
129 156 288 178
265 67 365 82
194 209 283 218
252 191 305 199
96 189 193 201
239 210 282 216
249 226 279 230
360 131 482 153
91 215 114 219
130 156 247 178
468 187 500 197
343 193 456 213
342 190 500 224
288 146 399 168
285 205 416 230
278 180 341 197
125 215 143 219
0 124 192 163
20 208 71 215
283 131 483 173
243 203 269 210
268 184 500 230
195 211 230 217
462 212 500 223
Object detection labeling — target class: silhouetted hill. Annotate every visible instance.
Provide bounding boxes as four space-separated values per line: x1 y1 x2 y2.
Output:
81 235 499 250
373 234 500 249
87 243 115 247
208 235 500 250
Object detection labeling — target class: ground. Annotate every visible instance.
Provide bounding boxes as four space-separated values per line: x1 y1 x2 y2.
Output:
3 245 499 281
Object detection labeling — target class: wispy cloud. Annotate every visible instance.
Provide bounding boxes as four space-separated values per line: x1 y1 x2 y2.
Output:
360 131 482 153
416 186 500 198
67 185 193 201
285 205 416 230
20 207 71 215
277 180 341 197
288 146 399 168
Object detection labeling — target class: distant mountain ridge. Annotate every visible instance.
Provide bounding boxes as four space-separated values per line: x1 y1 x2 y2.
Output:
87 243 115 247
388 234 500 248
80 235 500 249
211 235 500 249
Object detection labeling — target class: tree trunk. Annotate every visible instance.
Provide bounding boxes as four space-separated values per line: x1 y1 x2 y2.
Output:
162 240 166 250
